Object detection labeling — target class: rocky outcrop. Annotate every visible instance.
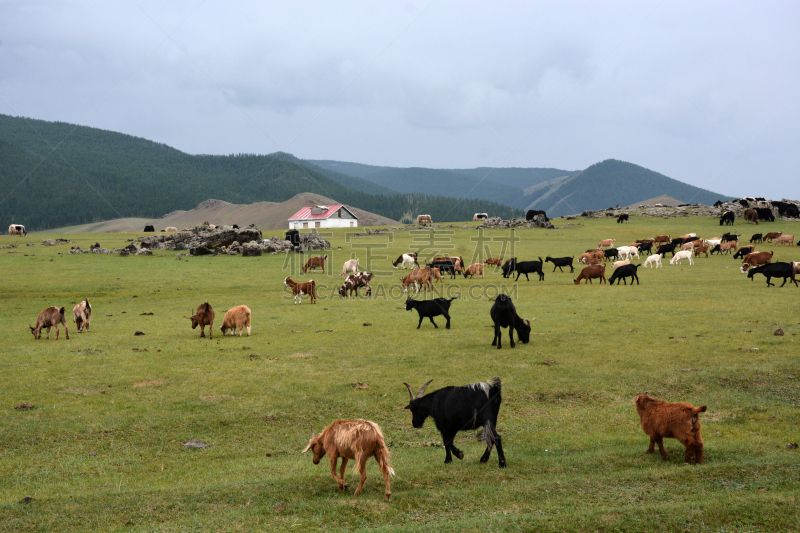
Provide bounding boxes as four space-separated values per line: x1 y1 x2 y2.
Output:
138 225 263 253
476 216 554 230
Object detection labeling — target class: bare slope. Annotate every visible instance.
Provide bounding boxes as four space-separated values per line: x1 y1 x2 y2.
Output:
43 193 397 233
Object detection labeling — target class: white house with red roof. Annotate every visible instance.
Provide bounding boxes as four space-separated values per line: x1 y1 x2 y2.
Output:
288 204 358 229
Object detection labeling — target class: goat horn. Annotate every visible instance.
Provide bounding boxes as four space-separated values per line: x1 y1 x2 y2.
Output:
523 318 530 326
310 426 315 439
416 379 433 399
403 382 415 402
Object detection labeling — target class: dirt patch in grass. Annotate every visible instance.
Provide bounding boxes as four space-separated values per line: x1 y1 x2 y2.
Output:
133 380 165 388
199 394 235 402
289 353 318 358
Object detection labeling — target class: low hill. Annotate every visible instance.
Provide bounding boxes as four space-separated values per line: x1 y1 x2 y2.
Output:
0 114 521 230
521 159 733 217
43 193 398 234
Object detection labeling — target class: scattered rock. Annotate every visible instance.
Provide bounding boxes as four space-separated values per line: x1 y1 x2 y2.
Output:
135 248 153 256
476 216 554 230
249 354 260 360
182 439 210 449
18 497 34 504
363 323 372 326
14 403 35 410
774 329 784 336
140 312 154 316
69 246 84 254
134 331 145 336
540 360 556 365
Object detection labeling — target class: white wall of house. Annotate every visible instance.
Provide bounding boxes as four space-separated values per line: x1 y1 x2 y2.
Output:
289 218 358 229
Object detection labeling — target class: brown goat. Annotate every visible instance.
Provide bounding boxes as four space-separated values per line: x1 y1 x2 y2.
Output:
302 255 327 274
693 244 709 258
597 239 615 249
30 306 69 340
762 232 782 242
189 302 215 338
73 298 92 333
633 393 706 464
484 257 503 267
463 262 484 279
574 264 606 284
302 419 395 501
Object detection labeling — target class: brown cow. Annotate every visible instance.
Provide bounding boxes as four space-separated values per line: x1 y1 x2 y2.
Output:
73 298 92 333
302 419 395 501
302 255 327 274
693 244 709 258
30 306 69 340
743 209 759 224
774 234 794 246
188 302 214 338
220 305 251 336
285 277 317 304
462 263 484 279
763 232 782 242
574 264 606 285
740 251 774 273
597 239 615 249
633 393 706 464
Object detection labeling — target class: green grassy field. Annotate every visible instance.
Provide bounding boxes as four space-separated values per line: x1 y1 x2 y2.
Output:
1 216 798 532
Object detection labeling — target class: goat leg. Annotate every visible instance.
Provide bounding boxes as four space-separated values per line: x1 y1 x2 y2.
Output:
338 458 349 489
429 317 438 328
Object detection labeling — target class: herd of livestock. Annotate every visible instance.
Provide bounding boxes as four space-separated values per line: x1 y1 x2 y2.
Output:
16 208 800 500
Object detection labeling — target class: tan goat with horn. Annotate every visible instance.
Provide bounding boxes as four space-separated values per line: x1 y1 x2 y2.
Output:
302 419 395 501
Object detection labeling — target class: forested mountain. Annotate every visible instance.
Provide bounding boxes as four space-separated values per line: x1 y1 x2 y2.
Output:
0 114 521 230
522 159 733 217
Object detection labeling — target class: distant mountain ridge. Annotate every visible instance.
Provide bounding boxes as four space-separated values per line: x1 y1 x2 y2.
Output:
0 114 521 230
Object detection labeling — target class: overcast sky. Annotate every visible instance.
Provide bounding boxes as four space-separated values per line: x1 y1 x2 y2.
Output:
1 1 798 199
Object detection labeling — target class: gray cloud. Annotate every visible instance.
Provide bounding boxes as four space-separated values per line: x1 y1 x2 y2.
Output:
0 0 797 199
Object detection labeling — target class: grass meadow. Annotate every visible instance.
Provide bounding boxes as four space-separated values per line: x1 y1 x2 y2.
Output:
1 216 798 532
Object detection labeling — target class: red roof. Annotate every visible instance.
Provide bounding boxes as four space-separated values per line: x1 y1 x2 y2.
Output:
289 204 357 220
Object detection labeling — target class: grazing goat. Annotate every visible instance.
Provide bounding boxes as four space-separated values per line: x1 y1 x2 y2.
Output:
740 251 774 273
656 244 676 258
511 258 545 281
574 264 606 284
718 241 738 255
220 305 251 336
653 235 671 245
73 298 92 333
617 246 640 260
405 297 455 329
545 256 574 273
462 263 485 279
609 264 640 285
401 268 434 293
774 234 795 246
490 294 531 349
302 420 394 501
392 253 419 269
30 306 69 340
637 242 653 256
750 233 763 244
484 257 503 267
188 302 214 339
603 248 619 262
339 272 373 297
642 254 662 268
285 277 317 304
612 259 630 269
341 258 359 279
732 245 755 259
579 250 604 265
302 255 327 274
762 231 782 243
633 393 705 464
597 239 615 249
404 378 506 467
693 244 709 258
721 233 739 243
746 262 798 287
670 250 694 265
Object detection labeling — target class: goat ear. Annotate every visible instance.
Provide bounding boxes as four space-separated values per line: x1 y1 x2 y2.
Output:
416 379 433 399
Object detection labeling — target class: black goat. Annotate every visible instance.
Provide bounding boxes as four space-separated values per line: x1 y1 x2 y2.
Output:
746 262 798 287
719 211 735 225
608 264 640 285
490 294 531 349
513 258 545 281
733 246 755 260
637 242 653 256
501 258 515 278
656 244 676 257
750 233 763 244
710 244 723 255
429 261 456 279
670 237 685 247
617 214 629 223
721 233 739 243
405 297 455 329
604 248 619 261
545 256 574 273
403 378 506 467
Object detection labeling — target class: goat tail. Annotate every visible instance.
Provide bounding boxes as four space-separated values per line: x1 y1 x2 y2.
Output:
694 405 707 414
477 421 497 450
487 376 501 390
